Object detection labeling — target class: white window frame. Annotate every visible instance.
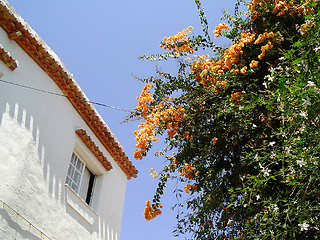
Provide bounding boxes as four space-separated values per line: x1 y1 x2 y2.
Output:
66 151 96 206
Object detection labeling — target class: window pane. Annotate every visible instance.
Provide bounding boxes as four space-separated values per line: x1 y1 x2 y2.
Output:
74 171 81 185
71 153 77 165
71 182 79 193
66 176 72 186
67 165 74 178
71 166 75 178
66 152 84 195
76 158 83 172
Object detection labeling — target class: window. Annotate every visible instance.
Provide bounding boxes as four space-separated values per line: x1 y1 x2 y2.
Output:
66 152 96 206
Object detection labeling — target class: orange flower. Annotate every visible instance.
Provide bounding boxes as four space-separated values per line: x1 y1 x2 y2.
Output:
240 66 248 74
213 22 230 38
231 68 240 74
184 184 197 193
254 31 275 44
134 93 186 160
136 84 154 117
161 26 194 55
144 200 162 220
258 41 273 60
248 0 260 11
230 92 245 105
212 137 218 146
248 0 314 18
179 163 195 180
150 168 158 178
191 30 257 86
250 60 259 69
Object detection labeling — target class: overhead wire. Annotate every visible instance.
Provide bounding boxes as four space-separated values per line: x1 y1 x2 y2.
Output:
0 78 133 113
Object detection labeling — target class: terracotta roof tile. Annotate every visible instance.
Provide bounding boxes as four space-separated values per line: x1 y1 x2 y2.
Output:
0 44 18 70
75 129 113 172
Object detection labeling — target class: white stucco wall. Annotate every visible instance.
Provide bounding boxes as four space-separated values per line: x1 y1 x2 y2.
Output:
0 23 127 240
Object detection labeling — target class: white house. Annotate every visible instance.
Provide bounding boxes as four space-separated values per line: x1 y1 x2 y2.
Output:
0 0 138 239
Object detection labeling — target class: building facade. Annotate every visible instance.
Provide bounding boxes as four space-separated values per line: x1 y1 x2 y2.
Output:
0 1 137 239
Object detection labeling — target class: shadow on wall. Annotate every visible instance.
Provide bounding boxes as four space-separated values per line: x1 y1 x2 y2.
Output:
0 208 41 240
0 85 112 239
0 201 50 240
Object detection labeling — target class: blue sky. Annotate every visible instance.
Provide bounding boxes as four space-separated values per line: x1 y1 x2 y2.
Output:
8 0 236 239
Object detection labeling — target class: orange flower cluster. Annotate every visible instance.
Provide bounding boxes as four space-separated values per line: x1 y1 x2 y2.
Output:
272 0 315 16
150 168 158 178
250 60 259 69
144 200 162 220
213 22 230 38
239 31 257 45
191 31 257 85
240 66 248 74
178 163 195 180
254 31 275 44
217 31 256 72
190 56 221 86
248 0 260 11
134 85 160 160
166 153 178 171
190 28 285 86
162 105 186 139
258 41 274 60
249 0 315 20
133 105 162 160
160 26 194 55
136 84 154 117
134 86 187 160
255 31 283 60
184 184 197 193
230 92 245 105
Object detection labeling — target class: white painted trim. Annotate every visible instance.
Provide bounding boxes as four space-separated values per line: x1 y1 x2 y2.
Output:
65 184 98 226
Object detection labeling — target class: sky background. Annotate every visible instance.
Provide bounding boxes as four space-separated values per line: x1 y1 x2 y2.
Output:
8 0 236 239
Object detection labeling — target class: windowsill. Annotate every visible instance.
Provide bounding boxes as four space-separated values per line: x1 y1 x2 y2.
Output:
65 184 98 225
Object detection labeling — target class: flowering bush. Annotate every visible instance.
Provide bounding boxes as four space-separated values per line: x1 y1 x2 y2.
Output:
131 0 320 238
